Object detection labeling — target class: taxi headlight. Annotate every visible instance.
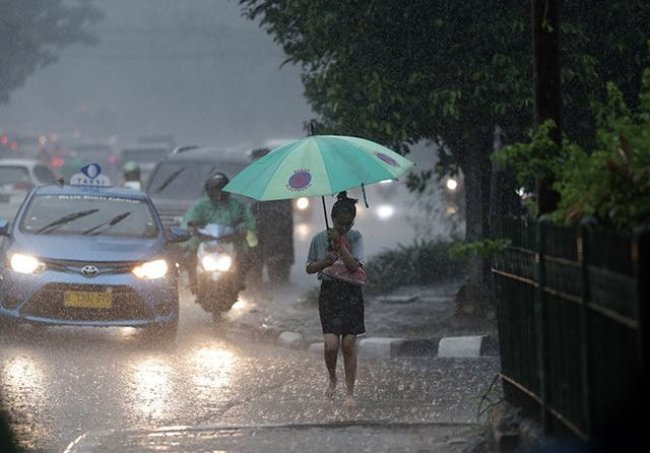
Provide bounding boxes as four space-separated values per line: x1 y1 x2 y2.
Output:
10 253 45 274
201 255 232 272
132 259 168 279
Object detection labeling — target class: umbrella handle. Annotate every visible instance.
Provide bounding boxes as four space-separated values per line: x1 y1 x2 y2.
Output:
322 195 330 230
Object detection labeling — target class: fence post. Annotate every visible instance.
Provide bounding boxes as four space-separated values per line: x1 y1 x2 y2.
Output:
578 224 592 435
535 220 550 433
638 230 650 383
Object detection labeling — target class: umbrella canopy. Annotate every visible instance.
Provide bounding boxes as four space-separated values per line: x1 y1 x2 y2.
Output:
223 135 415 201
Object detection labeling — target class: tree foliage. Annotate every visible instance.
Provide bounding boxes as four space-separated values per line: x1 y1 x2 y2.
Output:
0 0 102 104
493 62 650 230
238 0 649 187
238 0 532 170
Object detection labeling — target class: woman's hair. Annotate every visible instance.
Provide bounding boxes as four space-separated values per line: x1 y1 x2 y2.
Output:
331 191 358 218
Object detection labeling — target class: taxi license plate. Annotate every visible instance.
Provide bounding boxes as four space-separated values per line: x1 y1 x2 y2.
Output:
64 291 112 309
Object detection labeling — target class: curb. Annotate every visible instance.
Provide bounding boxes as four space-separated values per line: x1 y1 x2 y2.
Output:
309 334 499 358
227 324 499 358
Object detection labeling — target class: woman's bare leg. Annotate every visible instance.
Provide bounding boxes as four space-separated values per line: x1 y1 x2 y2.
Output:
323 333 340 399
341 334 358 404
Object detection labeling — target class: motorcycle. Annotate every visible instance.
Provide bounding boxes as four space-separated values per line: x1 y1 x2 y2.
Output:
191 223 243 319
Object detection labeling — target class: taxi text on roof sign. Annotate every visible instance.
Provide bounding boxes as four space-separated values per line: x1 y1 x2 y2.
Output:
70 163 111 187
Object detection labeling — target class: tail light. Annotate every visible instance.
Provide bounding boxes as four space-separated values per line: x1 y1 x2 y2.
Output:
107 154 118 165
51 156 65 168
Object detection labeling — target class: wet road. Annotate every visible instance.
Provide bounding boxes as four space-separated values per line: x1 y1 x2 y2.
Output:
0 290 499 453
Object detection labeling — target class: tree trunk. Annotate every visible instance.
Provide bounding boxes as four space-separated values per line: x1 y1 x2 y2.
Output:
532 0 561 215
456 136 493 316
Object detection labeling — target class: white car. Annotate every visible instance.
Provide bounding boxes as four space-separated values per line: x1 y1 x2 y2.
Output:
0 159 58 221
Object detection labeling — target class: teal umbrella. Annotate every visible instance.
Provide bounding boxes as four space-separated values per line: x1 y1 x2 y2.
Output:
223 135 415 229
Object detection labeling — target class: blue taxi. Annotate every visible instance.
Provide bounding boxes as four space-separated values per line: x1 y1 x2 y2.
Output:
0 164 188 340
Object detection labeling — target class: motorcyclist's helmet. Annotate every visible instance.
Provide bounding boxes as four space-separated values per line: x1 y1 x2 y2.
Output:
122 161 141 181
205 172 230 202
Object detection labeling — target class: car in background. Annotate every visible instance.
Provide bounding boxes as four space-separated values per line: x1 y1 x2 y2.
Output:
145 147 249 232
0 159 59 221
0 164 187 340
119 143 172 185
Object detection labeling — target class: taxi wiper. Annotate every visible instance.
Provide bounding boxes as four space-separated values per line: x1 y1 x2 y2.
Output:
83 211 132 235
36 209 100 234
154 167 185 193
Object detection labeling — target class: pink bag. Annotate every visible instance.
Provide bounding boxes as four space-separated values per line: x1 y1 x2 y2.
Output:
322 260 367 286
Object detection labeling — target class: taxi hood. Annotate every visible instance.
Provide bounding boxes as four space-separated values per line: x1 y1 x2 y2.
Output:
11 234 165 262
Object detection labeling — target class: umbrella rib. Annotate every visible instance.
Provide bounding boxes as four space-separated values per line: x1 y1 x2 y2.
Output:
314 138 336 197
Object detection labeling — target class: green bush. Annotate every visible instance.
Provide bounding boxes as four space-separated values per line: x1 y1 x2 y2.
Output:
492 64 650 231
363 239 467 295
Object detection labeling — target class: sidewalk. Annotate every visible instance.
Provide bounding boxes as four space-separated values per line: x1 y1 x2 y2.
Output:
222 278 499 358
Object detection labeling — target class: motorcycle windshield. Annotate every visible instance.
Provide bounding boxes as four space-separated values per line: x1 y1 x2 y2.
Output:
197 223 235 239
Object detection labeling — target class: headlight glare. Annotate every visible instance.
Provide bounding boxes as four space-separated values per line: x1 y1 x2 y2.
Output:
132 259 168 279
202 255 232 272
10 253 44 274
296 197 310 210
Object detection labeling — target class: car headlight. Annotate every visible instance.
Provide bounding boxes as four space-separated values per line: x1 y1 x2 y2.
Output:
376 204 395 220
10 253 45 274
446 178 458 192
295 197 310 210
132 259 168 279
201 255 232 272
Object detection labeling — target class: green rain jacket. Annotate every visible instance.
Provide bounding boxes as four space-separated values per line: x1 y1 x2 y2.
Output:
180 197 258 254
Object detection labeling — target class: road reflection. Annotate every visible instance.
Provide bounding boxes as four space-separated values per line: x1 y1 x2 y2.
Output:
129 358 172 421
188 347 234 394
2 354 47 406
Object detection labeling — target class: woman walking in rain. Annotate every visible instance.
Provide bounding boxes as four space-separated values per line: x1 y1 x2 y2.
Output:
306 192 365 406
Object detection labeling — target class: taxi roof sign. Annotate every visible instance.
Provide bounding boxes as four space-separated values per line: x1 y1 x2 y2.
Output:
69 163 111 187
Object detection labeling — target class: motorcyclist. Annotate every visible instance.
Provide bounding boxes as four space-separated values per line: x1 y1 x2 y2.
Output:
179 172 257 294
121 161 142 190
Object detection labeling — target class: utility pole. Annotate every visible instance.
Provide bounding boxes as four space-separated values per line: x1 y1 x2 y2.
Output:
532 0 561 215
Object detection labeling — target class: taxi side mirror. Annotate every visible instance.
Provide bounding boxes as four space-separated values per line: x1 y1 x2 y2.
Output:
167 226 190 243
0 219 8 236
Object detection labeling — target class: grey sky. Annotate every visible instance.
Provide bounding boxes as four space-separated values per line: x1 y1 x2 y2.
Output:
0 0 312 149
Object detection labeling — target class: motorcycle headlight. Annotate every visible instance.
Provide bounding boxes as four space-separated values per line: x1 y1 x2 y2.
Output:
201 255 232 272
132 259 168 279
10 253 45 274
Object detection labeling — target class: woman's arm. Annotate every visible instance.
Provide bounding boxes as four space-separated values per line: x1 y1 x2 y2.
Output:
306 251 338 274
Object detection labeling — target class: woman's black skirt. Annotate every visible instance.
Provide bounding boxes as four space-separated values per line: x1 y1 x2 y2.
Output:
318 280 365 336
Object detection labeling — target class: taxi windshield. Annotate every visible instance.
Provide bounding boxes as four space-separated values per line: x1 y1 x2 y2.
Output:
19 194 160 238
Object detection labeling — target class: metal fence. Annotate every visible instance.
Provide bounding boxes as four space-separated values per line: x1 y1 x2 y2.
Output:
492 218 649 439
